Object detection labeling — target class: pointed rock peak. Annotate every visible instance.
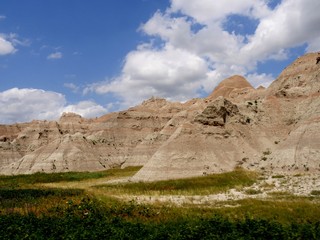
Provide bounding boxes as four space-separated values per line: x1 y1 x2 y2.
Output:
208 75 254 100
217 75 253 89
59 112 83 123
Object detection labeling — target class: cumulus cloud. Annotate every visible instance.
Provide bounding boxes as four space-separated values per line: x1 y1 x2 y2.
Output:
85 45 211 107
47 51 63 59
169 0 271 23
0 88 65 123
88 0 320 109
241 0 320 63
0 88 108 124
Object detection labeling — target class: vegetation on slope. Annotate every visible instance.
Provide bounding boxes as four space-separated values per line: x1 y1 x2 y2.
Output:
1 167 320 239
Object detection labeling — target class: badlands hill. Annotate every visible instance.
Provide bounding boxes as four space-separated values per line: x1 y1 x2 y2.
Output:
0 52 320 181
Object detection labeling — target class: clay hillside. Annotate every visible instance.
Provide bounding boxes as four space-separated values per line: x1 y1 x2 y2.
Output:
1 52 320 181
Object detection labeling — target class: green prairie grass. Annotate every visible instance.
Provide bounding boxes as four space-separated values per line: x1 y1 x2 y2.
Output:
0 166 141 189
1 168 320 239
1 195 320 239
0 166 141 216
213 198 320 224
0 188 85 216
96 168 258 195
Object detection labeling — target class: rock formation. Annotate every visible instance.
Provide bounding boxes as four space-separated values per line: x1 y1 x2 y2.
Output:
207 75 255 101
0 52 320 181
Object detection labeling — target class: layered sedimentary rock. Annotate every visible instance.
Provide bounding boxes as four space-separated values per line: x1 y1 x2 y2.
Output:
132 52 320 181
0 52 320 181
0 99 182 175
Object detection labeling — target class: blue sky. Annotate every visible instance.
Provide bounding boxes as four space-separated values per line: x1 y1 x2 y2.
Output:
1 0 320 123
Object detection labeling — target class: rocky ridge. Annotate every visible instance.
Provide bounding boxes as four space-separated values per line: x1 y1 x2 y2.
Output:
0 52 320 182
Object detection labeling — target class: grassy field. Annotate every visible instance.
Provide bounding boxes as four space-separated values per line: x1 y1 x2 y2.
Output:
1 167 320 239
0 166 141 187
96 167 258 195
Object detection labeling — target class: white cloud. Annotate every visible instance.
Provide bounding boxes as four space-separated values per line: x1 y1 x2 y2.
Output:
0 88 66 123
3 33 31 47
141 11 246 66
0 88 108 124
0 33 30 55
0 36 16 55
307 36 320 52
47 52 63 59
62 101 109 119
0 15 6 20
88 0 320 108
170 0 271 23
141 11 193 49
246 73 274 88
241 0 320 63
64 83 79 93
86 45 211 107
